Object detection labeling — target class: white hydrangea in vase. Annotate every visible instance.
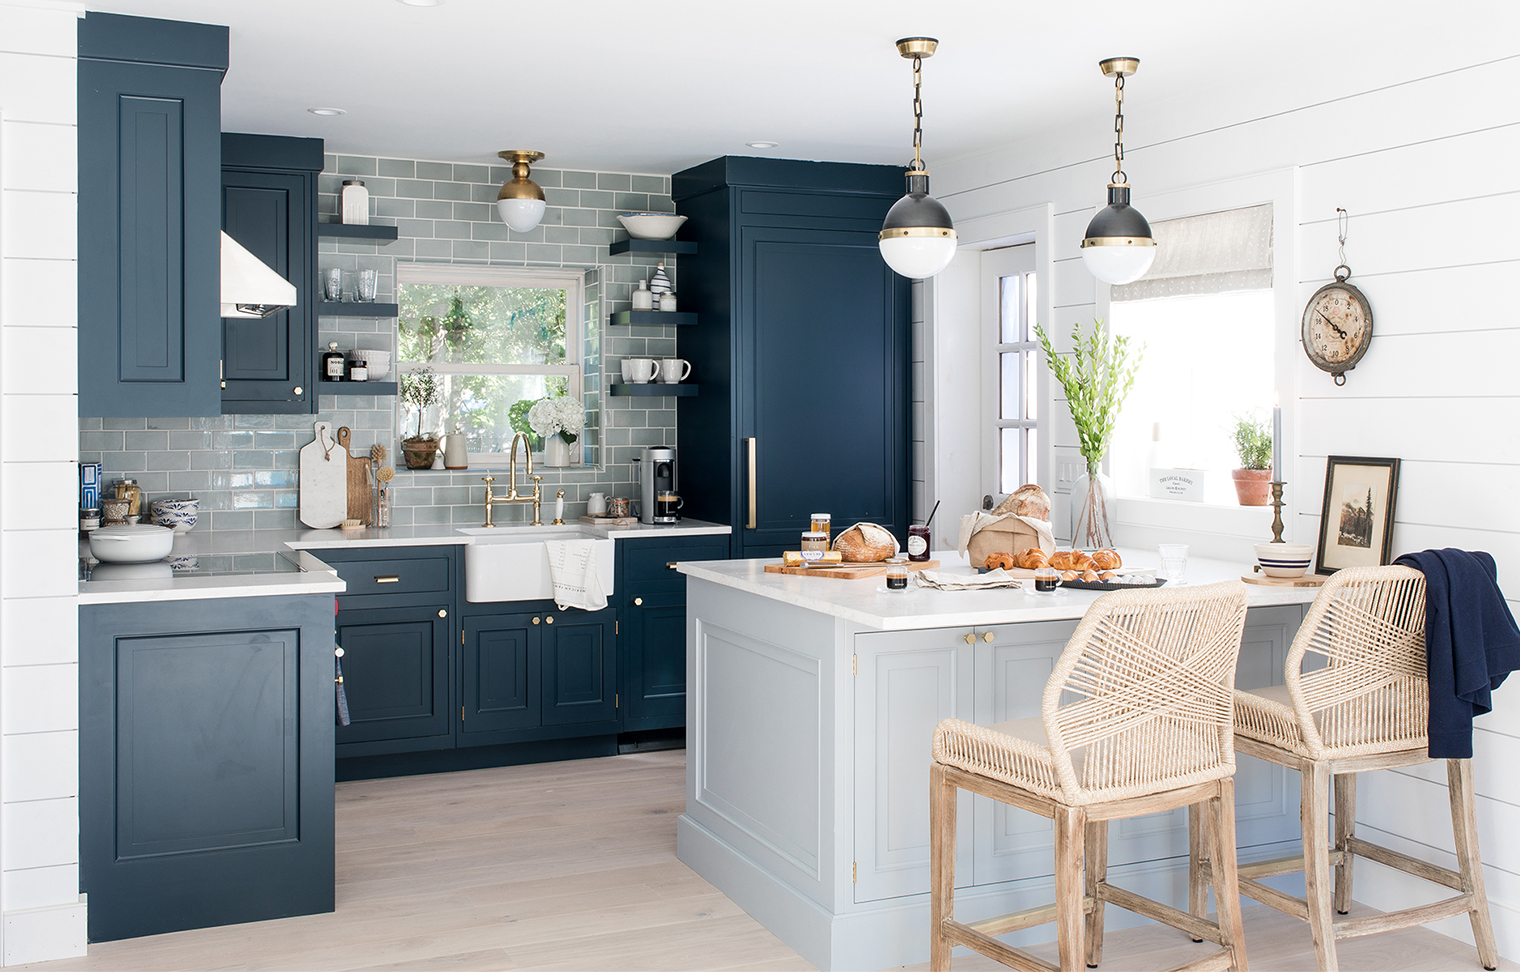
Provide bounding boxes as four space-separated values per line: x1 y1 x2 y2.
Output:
528 395 585 467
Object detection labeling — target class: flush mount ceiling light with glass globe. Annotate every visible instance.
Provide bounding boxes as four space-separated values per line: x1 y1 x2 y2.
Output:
496 150 547 233
877 36 957 279
1079 57 1157 285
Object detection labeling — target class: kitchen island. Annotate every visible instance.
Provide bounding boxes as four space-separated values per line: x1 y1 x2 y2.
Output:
675 551 1322 971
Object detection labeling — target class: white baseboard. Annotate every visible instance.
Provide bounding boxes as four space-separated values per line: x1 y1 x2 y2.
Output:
2 895 86 966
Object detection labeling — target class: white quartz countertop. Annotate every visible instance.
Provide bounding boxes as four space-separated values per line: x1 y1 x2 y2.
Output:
678 548 1320 631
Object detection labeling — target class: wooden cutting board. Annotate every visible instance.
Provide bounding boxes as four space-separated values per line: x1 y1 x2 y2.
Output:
298 422 348 529
337 427 371 524
579 515 639 526
1242 572 1328 587
764 559 940 580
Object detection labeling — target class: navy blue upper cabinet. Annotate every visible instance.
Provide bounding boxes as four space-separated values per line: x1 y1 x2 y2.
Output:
78 13 227 417
222 134 322 413
673 158 911 559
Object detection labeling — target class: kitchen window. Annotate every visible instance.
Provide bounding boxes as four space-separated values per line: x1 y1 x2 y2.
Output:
396 264 590 464
982 244 1038 494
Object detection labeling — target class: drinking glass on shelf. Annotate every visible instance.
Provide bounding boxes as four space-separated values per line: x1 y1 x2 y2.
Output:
1158 543 1189 584
355 269 378 302
322 268 343 302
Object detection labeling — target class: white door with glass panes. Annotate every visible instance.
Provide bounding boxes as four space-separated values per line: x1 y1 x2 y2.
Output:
980 245 1038 505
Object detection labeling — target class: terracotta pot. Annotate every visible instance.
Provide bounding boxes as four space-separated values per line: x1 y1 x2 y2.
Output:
402 438 439 470
1232 468 1274 506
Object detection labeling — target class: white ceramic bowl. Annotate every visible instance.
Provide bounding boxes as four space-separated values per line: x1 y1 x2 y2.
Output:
358 349 390 380
150 498 199 533
617 213 687 241
89 523 175 563
1254 542 1315 578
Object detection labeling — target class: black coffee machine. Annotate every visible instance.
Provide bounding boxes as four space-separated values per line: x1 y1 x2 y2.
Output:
633 446 681 524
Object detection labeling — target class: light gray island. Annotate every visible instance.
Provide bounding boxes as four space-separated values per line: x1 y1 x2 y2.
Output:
676 550 1322 971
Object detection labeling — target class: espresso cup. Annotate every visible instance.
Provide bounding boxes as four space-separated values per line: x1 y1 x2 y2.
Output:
621 358 658 384
658 358 692 384
656 492 683 518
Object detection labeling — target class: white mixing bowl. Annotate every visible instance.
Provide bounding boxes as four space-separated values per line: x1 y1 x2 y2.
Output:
1254 542 1315 578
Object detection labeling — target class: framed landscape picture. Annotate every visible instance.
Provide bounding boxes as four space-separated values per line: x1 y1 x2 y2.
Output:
1316 456 1401 574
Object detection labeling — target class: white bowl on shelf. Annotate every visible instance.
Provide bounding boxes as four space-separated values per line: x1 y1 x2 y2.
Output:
617 213 687 241
1254 542 1315 578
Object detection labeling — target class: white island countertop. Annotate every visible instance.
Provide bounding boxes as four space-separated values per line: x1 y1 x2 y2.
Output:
678 547 1320 631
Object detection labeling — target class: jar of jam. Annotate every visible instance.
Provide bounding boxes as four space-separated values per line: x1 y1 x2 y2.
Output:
810 513 831 543
800 531 829 562
885 557 910 591
346 357 368 382
907 524 930 561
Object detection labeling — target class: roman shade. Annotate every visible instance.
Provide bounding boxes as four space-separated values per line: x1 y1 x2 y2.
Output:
1111 203 1273 301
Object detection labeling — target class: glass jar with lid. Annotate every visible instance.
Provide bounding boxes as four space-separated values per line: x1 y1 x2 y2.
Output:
113 479 142 517
800 531 829 562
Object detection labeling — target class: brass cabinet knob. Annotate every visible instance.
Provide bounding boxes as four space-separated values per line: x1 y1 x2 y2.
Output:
545 616 554 624
963 633 975 645
983 632 994 643
634 597 643 606
294 386 303 396
438 609 447 618
532 617 541 625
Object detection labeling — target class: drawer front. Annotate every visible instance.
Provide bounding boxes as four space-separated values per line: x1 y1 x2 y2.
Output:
332 556 451 597
622 537 729 585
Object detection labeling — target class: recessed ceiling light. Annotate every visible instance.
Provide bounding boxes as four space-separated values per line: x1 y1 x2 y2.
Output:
307 107 346 116
746 140 779 149
397 0 443 5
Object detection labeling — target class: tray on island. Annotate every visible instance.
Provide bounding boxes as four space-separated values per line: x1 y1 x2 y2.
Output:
1060 576 1167 592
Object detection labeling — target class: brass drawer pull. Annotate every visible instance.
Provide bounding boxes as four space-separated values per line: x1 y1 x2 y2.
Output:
746 437 757 529
545 616 554 624
983 632 994 643
963 632 975 645
532 617 541 625
438 609 447 618
374 575 401 584
633 597 643 606
667 561 679 569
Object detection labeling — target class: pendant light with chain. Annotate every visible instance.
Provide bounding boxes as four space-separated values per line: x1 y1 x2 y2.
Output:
1079 58 1157 285
878 37 957 279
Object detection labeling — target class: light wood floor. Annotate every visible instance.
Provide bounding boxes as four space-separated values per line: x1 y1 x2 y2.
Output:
22 750 1512 972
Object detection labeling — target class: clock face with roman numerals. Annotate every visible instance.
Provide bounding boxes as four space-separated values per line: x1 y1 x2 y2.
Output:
1302 280 1373 382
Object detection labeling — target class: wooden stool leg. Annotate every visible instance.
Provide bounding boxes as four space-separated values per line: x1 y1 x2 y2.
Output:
1188 800 1212 941
1055 805 1087 972
1302 761 1339 972
1085 819 1108 968
1447 759 1499 971
930 763 956 972
1333 772 1356 915
1211 779 1249 972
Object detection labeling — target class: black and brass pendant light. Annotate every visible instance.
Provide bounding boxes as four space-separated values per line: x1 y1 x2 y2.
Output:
496 150 547 233
1079 57 1157 285
878 36 957 279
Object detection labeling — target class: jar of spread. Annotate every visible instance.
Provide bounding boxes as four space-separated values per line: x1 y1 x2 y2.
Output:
810 513 831 542
801 531 829 562
885 557 910 591
907 524 930 561
346 357 368 382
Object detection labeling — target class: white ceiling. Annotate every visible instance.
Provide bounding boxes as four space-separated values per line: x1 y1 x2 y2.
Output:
84 0 1518 176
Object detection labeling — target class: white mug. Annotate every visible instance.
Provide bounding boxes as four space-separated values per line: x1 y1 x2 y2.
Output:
658 358 692 384
587 492 607 516
622 357 658 383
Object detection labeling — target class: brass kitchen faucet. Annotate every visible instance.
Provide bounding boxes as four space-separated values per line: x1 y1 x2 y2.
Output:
481 432 542 527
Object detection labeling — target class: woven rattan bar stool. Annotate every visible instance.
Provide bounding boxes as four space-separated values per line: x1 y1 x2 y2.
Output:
931 581 1252 972
1199 565 1499 972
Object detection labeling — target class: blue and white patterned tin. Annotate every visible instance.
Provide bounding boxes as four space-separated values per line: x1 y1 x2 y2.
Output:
80 462 101 511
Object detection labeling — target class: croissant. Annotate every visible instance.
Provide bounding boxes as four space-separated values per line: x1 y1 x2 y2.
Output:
1048 551 1077 571
1070 550 1095 570
1080 569 1101 583
1017 548 1050 570
1090 549 1122 571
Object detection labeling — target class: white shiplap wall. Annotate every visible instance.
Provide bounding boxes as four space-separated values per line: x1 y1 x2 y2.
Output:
0 1 86 964
932 51 1520 956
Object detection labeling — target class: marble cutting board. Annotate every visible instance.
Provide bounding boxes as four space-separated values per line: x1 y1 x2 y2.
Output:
299 422 348 529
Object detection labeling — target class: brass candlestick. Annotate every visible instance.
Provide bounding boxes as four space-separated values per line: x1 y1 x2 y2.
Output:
1269 481 1286 543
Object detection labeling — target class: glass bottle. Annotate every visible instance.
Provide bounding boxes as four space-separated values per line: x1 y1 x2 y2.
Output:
632 280 654 311
322 342 346 381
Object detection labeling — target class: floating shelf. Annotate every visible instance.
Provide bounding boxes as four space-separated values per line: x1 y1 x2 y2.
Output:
611 383 698 398
609 238 697 256
318 301 399 318
317 223 400 243
318 381 397 397
611 310 698 327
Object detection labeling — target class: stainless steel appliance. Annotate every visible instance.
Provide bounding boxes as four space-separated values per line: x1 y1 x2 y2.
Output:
633 446 680 524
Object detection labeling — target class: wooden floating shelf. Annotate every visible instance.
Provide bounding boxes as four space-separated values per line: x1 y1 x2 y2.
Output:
318 381 397 397
317 223 400 243
611 310 698 327
609 238 697 256
610 383 698 398
318 301 399 318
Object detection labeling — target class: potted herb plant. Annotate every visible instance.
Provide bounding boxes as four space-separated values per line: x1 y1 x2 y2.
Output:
527 395 585 467
1230 413 1273 506
1035 320 1143 549
399 368 442 469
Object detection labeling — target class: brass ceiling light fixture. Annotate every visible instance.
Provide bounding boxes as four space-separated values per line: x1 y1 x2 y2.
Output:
878 36 957 279
496 150 547 233
1079 57 1157 285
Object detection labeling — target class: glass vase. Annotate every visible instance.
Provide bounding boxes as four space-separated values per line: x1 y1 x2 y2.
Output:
1069 466 1115 550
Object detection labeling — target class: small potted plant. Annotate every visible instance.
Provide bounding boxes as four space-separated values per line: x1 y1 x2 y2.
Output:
528 395 585 467
400 368 442 470
1230 413 1273 505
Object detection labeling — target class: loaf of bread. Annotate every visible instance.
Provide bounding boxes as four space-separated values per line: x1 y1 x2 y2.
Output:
991 483 1052 521
833 522 899 563
1090 549 1122 571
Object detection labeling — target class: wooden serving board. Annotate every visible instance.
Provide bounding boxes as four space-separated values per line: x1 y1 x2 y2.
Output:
337 427 371 524
579 515 640 526
298 422 348 529
764 559 940 580
1242 572 1328 587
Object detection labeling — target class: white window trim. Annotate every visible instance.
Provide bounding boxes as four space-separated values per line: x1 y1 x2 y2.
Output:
395 263 586 466
980 244 1038 495
1096 167 1301 554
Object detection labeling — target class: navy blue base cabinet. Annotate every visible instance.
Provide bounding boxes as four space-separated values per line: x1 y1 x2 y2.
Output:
672 157 912 560
79 594 336 942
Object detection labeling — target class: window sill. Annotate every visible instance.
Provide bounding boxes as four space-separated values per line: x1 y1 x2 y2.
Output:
1114 495 1273 539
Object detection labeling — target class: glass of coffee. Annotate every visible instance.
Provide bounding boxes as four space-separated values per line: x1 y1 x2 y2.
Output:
656 492 683 519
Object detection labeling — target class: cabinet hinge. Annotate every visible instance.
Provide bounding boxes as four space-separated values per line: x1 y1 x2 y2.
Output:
852 861 857 883
852 654 857 676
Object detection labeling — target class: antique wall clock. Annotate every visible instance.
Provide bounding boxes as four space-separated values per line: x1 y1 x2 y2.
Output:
1302 209 1372 385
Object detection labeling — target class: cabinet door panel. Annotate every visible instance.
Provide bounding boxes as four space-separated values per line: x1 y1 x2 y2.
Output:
543 610 615 726
462 613 541 734
623 588 686 731
335 605 450 744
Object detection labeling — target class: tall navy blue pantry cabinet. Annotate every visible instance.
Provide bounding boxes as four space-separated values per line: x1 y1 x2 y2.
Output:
672 158 912 560
78 13 228 417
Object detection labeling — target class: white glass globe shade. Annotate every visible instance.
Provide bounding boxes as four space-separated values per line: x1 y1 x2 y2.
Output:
879 234 957 279
1080 244 1156 286
497 197 546 234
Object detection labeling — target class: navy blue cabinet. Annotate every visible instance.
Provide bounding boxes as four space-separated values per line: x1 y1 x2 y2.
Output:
543 611 616 726
335 603 452 753
222 133 322 414
462 611 541 734
673 158 912 559
78 13 227 417
79 594 336 942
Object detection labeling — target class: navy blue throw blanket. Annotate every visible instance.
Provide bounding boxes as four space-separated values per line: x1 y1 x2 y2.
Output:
1393 549 1520 758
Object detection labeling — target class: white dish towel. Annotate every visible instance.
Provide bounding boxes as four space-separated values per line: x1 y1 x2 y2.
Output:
544 539 608 611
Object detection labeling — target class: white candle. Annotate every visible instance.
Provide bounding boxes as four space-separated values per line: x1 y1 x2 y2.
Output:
1271 399 1282 481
